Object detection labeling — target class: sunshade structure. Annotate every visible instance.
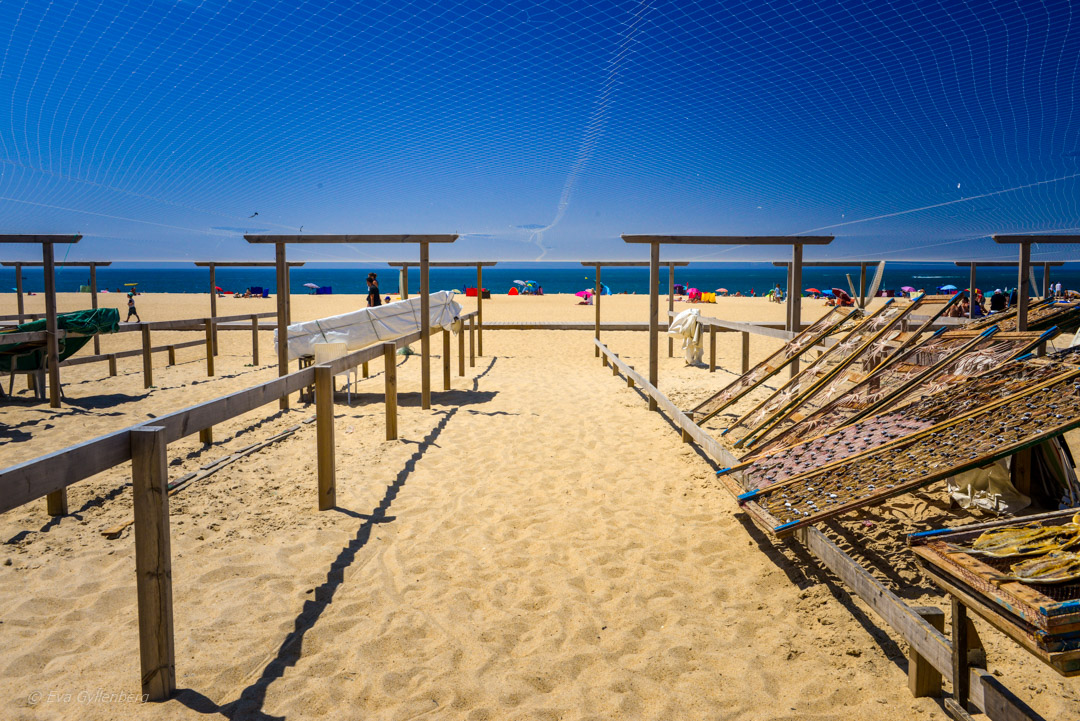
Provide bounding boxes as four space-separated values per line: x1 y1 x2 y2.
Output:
246 235 457 410
620 235 833 409
993 235 1080 331
2 260 112 354
387 261 496 356
771 260 885 309
193 261 305 355
954 260 1067 320
580 261 689 358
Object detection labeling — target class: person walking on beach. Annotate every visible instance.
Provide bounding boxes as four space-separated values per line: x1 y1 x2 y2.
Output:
125 292 140 322
366 273 382 308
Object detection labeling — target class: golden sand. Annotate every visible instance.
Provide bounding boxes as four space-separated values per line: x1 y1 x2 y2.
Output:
1 291 1077 719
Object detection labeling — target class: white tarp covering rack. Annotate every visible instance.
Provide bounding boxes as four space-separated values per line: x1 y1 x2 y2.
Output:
275 291 462 361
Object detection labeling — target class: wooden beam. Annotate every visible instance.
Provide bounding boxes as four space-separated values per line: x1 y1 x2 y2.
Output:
275 243 289 410
108 354 117 376
130 426 176 701
192 261 305 267
14 261 24 316
401 265 408 300
315 366 336 510
667 263 675 358
387 261 498 267
469 315 475 368
458 321 465 376
42 242 61 408
167 345 176 366
709 326 716 372
909 607 945 697
383 343 398 441
1018 242 1031 332
420 242 431 409
245 234 457 243
622 235 833 245
90 263 100 354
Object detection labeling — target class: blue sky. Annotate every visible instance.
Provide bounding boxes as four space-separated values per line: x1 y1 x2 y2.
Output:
1 0 1079 263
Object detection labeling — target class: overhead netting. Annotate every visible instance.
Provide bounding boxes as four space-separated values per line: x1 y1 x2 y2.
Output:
0 0 1079 261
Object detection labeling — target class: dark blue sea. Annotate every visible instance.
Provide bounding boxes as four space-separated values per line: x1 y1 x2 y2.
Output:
1 262 1071 298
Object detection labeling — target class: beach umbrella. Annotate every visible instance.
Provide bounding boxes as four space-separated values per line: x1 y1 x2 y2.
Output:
214 286 224 292
303 282 320 289
716 287 728 293
820 289 835 296
939 284 958 292
804 288 820 294
831 288 852 302
575 289 593 298
901 286 916 292
512 280 526 285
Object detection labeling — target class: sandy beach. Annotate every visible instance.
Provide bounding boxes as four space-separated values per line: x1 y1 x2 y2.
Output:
2 290 1078 720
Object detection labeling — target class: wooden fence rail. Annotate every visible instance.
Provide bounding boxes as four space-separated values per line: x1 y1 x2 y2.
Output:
594 338 1042 721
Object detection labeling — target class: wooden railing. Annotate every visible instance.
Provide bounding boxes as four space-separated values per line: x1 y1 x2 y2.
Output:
0 311 477 700
594 338 1042 721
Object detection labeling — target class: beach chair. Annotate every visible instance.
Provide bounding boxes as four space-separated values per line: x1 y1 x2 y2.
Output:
314 342 357 405
262 288 270 298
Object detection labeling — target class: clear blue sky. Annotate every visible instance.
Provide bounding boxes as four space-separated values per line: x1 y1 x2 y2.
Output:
1 0 1079 263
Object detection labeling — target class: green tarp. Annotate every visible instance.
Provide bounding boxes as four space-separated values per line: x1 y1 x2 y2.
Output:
0 308 120 372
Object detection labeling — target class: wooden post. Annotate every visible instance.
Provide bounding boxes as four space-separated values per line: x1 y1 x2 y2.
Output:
709 326 716 372
198 427 213 445
130 426 176 701
790 244 803 378
476 263 484 357
667 262 675 358
90 263 100 354
275 243 289 410
1017 242 1030 332
909 606 945 697
204 319 215 377
362 361 369 378
14 262 24 317
785 261 795 331
142 325 153 388
46 487 68 516
108 353 117 377
1011 447 1033 496
594 264 601 356
442 328 451 390
208 265 218 356
420 242 431 409
648 241 659 411
383 343 398 440
458 322 465 376
315 366 336 510
858 263 867 309
401 265 409 300
468 315 475 368
949 598 972 717
968 265 977 319
741 331 750 374
167 345 176 366
42 242 62 408
1042 262 1050 299
250 315 259 365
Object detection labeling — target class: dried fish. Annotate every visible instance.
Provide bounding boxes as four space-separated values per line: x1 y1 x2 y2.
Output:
992 551 1080 585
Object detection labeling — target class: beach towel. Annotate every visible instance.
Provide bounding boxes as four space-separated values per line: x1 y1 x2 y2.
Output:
667 308 704 364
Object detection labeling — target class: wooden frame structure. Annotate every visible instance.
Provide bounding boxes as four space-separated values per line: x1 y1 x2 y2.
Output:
594 336 1050 720
954 261 1066 320
193 261 305 355
0 308 476 699
387 261 496 356
245 235 457 411
2 260 112 353
621 235 833 408
0 236 82 415
993 235 1080 331
771 259 883 308
580 261 689 358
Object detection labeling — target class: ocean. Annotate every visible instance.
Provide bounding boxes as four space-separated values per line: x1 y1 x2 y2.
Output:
1 262 1072 298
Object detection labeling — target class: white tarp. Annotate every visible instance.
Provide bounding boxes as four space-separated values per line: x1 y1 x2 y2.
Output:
275 291 462 360
667 308 704 364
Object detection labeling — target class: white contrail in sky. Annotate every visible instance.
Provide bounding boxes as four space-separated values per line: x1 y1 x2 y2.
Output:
525 0 654 258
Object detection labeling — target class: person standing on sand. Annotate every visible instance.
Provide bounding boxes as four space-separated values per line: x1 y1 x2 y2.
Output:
366 272 382 308
125 292 140 322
